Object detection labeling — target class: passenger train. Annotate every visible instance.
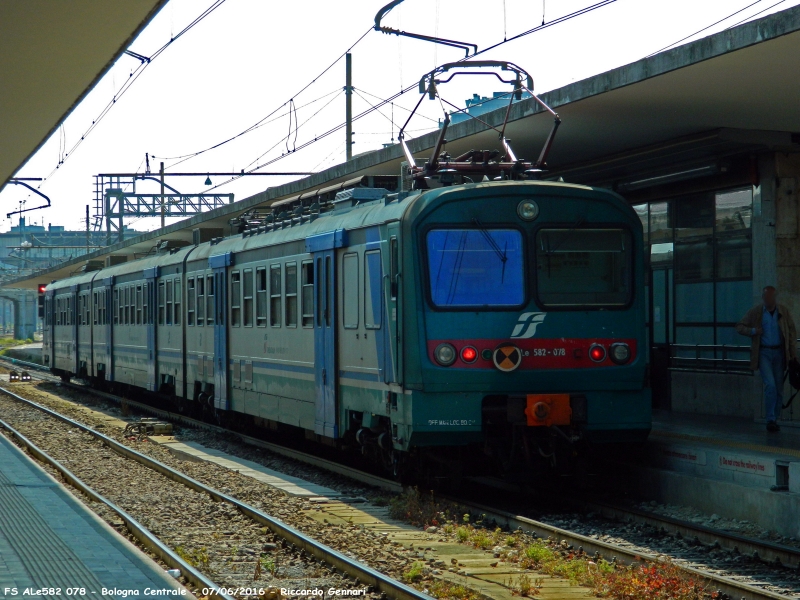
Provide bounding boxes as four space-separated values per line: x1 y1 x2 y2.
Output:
43 177 650 476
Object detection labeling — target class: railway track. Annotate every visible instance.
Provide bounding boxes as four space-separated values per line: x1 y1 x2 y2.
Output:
2 357 798 600
0 383 430 600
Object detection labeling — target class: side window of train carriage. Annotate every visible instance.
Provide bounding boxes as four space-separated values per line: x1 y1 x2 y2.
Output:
187 277 195 326
113 290 119 324
158 281 166 325
231 271 241 327
301 261 314 328
123 287 129 325
343 253 358 329
197 275 205 326
270 265 281 327
174 278 181 326
136 285 143 325
144 282 151 324
256 267 267 327
365 250 382 329
206 275 214 325
166 279 174 326
243 269 253 327
285 263 297 328
93 292 98 325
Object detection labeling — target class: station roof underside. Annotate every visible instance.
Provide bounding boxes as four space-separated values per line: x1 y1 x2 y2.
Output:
5 5 800 290
0 1 167 190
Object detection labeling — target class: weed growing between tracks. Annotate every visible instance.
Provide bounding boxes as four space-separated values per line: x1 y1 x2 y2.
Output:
390 489 718 600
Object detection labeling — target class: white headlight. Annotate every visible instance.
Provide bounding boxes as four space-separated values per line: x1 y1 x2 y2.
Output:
610 343 631 364
434 343 457 366
517 200 539 221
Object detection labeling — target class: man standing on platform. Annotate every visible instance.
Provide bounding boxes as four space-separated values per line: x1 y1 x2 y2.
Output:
736 286 797 432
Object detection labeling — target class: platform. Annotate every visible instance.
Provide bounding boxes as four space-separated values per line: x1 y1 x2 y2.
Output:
0 432 191 599
150 436 344 500
612 409 800 539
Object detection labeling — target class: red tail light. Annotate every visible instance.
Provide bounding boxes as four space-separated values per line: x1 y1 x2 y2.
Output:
461 346 478 363
589 344 606 362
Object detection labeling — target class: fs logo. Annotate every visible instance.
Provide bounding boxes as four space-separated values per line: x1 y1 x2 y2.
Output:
510 312 547 339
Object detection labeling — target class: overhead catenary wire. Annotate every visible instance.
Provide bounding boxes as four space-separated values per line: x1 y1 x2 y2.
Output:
152 27 373 171
201 0 621 193
644 0 769 58
40 0 230 183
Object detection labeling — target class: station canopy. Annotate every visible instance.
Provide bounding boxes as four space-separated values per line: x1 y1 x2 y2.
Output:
4 5 800 289
0 1 167 189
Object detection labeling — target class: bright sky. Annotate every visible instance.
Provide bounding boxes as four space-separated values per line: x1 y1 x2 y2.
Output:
3 0 797 234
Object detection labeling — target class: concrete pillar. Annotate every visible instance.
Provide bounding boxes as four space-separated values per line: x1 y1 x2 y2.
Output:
775 152 800 322
12 291 36 340
752 153 779 303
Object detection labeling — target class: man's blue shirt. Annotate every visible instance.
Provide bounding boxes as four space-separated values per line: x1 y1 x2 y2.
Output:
761 305 781 347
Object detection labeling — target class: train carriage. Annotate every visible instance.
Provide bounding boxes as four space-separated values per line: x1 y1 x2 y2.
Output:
44 179 650 476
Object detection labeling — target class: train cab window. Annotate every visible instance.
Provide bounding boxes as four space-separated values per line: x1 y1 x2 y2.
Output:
187 278 195 326
535 228 632 308
174 279 181 326
301 261 314 328
365 250 382 329
243 269 253 327
285 263 297 328
426 228 525 308
269 265 281 327
158 282 166 325
390 237 399 300
197 276 205 325
206 275 214 325
256 267 267 327
166 280 174 325
231 271 241 327
343 253 358 329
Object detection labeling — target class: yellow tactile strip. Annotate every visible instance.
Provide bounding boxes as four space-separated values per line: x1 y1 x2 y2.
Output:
651 429 800 459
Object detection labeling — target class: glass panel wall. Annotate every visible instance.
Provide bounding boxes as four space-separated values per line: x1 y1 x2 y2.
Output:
633 186 753 361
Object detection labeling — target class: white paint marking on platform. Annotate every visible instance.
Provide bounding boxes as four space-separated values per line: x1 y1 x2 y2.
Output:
153 438 342 498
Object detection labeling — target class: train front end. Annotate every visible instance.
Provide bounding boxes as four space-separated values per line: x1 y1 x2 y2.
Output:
400 180 650 472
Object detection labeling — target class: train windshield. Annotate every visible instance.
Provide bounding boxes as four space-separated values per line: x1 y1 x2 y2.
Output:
426 228 525 307
536 228 631 307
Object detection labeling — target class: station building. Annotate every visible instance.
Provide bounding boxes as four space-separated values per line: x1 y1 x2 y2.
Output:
5 5 800 426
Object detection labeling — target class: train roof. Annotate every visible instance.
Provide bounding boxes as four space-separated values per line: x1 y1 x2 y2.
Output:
45 180 626 291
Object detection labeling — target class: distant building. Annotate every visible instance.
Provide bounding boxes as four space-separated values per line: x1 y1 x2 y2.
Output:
0 217 139 280
445 91 532 126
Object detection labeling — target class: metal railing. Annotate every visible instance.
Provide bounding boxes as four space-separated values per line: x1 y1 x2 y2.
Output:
669 343 752 374
668 339 800 374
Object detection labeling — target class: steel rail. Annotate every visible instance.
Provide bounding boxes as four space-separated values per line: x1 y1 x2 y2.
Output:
0 417 233 600
3 358 796 599
0 384 431 600
0 357 402 494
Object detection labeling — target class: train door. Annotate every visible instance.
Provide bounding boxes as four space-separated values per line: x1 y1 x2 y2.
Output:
364 242 388 382
71 285 79 375
45 289 55 368
209 253 231 410
103 278 114 382
386 224 401 384
313 250 337 438
143 268 159 391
